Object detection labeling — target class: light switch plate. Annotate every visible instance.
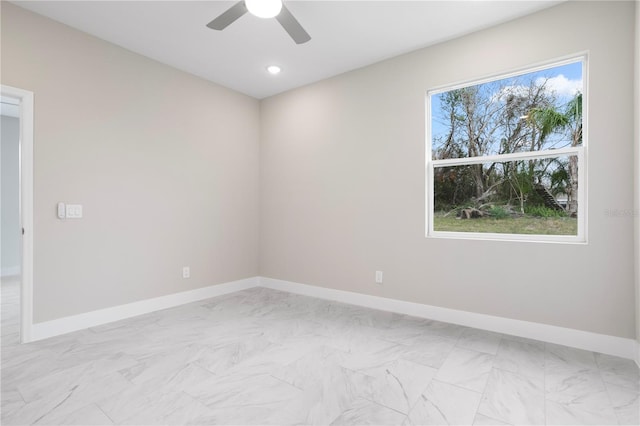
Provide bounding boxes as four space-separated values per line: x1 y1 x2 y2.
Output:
65 204 83 219
57 202 66 219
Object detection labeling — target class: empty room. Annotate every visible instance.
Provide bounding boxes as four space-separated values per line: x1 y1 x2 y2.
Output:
1 0 639 425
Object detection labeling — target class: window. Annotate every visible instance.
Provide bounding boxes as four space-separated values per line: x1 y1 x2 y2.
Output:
427 57 586 242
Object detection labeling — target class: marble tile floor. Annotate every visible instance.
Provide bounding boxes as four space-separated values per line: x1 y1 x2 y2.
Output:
1 281 638 425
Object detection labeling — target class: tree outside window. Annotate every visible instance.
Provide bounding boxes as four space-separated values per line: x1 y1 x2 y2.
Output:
427 57 586 242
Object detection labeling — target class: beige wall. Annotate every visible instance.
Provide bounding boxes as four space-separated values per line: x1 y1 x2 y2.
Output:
260 1 637 338
1 3 260 323
2 1 637 339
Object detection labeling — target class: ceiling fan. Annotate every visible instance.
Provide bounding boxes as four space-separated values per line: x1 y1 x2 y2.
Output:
206 0 311 45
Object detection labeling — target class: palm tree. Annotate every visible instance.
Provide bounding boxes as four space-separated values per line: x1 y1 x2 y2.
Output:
524 92 582 215
564 93 582 216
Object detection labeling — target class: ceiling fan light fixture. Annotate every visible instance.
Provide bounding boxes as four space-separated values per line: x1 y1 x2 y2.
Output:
207 0 310 44
245 0 282 19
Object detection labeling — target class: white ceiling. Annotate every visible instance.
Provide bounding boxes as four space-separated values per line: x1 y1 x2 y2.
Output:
11 1 562 99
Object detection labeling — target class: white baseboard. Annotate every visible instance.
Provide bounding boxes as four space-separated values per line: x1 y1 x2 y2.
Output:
25 274 637 362
259 277 637 361
1 266 20 277
29 277 258 342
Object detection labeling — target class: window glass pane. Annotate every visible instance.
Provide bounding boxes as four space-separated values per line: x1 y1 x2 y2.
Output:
433 155 578 236
431 61 583 160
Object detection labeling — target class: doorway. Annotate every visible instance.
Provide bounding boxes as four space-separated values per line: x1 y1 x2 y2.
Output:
1 100 21 341
1 85 34 343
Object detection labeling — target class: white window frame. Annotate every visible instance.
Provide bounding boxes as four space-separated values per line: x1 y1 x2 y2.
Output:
426 54 588 243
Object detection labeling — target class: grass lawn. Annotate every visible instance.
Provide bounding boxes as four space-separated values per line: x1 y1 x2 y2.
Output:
434 212 577 235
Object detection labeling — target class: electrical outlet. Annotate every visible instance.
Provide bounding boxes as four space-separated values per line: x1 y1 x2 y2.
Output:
182 266 190 279
375 270 383 284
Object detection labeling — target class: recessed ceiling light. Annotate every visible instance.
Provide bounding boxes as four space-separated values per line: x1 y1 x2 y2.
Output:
266 65 281 75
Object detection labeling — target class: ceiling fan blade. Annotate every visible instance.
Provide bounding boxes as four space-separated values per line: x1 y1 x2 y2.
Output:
275 4 311 44
206 1 247 31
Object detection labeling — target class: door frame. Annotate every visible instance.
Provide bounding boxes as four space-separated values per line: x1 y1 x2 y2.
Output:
2 85 34 343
